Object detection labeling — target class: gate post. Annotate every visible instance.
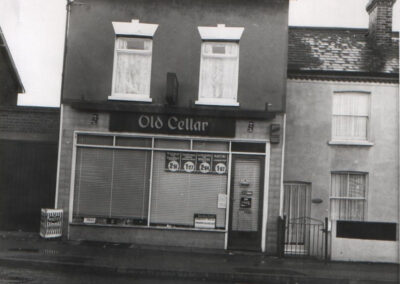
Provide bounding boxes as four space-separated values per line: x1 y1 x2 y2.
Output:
277 215 286 258
324 217 329 263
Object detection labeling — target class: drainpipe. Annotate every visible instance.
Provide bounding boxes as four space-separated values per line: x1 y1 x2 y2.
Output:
279 114 287 217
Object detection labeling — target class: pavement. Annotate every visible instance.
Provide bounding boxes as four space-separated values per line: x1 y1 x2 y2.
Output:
0 231 398 284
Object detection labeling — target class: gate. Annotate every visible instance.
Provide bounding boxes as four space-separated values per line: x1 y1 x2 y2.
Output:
278 216 329 260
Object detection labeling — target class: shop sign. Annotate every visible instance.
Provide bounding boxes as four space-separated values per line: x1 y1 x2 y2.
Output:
194 214 216 229
110 113 235 137
240 197 252 208
165 152 227 175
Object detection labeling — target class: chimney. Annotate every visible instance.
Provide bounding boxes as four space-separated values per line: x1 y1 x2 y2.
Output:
366 0 396 46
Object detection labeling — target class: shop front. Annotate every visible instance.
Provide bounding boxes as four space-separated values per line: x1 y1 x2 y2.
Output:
59 106 283 252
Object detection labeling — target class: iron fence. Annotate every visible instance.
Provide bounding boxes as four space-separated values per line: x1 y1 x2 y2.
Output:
278 216 329 261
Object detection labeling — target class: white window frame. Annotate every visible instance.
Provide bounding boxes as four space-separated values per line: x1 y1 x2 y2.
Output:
329 91 373 146
330 172 368 221
109 19 158 102
196 24 244 107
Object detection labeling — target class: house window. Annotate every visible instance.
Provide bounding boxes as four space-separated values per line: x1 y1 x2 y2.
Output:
330 172 367 221
331 92 370 142
109 19 158 102
196 24 244 106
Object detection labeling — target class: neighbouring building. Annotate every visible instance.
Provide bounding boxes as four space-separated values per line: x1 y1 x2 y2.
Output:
0 27 59 232
284 0 399 263
55 0 289 253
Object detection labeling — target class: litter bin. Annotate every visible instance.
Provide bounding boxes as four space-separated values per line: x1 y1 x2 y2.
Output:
40 209 63 238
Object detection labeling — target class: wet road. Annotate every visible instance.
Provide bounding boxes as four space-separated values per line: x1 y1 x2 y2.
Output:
0 265 251 284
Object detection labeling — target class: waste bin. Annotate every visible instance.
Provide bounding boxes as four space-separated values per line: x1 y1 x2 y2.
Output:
40 209 63 238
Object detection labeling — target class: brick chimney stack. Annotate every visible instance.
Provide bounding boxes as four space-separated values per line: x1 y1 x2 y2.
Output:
366 0 397 46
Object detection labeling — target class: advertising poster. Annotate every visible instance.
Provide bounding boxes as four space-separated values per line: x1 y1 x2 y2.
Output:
196 153 212 174
165 152 181 172
165 152 228 175
181 152 196 173
212 154 228 175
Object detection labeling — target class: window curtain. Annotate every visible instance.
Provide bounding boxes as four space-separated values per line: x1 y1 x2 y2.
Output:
113 38 152 96
199 42 239 101
330 173 366 221
332 93 369 140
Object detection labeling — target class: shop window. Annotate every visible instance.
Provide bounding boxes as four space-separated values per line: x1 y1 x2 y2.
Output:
330 172 367 221
331 92 370 144
109 20 158 102
196 24 244 106
150 151 228 229
73 147 151 225
72 134 232 230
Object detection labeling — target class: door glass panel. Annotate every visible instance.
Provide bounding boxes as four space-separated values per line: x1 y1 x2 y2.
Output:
231 159 261 232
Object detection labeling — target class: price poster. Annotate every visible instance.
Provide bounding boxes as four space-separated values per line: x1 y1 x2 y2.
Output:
181 153 196 173
165 152 181 172
196 153 212 174
212 154 228 175
165 152 228 175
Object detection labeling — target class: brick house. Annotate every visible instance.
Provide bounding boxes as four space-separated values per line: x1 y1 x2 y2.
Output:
55 0 289 253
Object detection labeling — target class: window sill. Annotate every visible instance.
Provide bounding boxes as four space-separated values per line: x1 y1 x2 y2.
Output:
195 99 239 107
69 222 226 233
108 95 152 102
328 140 374 147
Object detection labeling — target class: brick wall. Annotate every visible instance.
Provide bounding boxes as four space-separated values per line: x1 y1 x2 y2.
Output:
0 106 60 141
367 0 396 46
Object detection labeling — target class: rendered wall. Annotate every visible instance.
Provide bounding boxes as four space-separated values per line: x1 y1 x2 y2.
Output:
331 221 398 263
284 80 399 223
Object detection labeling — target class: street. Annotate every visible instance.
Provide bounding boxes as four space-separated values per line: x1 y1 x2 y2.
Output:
0 264 250 284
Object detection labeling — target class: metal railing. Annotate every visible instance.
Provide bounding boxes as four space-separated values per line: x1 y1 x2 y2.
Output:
278 216 329 261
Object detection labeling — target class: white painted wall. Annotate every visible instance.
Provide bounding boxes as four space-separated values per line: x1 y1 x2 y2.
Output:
331 221 398 263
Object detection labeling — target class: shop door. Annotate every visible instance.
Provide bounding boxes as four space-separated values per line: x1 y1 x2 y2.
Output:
228 156 264 251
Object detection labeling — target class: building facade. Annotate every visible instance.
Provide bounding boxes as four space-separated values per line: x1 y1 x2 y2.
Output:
56 0 289 253
285 0 399 262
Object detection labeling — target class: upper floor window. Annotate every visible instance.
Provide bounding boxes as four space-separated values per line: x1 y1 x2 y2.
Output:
330 172 367 221
196 24 244 106
109 19 158 102
331 92 371 143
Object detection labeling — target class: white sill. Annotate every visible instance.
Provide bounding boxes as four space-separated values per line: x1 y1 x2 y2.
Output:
328 140 374 146
195 99 239 107
108 94 152 102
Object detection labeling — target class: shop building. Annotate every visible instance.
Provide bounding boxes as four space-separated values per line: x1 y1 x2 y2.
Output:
284 0 399 262
56 0 289 253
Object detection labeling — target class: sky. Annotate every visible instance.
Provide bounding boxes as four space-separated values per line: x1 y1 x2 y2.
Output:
0 0 399 107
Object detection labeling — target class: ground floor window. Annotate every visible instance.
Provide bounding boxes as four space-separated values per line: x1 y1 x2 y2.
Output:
330 172 367 221
72 133 265 231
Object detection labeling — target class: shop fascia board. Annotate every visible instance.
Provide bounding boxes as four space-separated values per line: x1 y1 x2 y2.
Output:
66 100 277 120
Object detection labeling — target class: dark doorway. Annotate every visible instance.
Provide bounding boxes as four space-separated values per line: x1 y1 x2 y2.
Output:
228 155 264 251
0 140 57 231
